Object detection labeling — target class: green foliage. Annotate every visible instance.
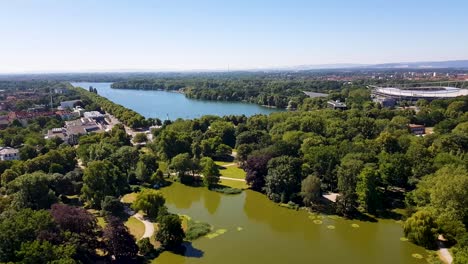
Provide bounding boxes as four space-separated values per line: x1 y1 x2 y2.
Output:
15 240 77 264
300 175 321 206
356 165 382 214
156 214 185 249
132 189 166 220
185 220 211 240
169 153 194 177
81 160 128 208
137 237 154 256
265 156 302 203
0 209 56 262
7 172 57 210
133 133 148 143
101 196 125 217
403 210 438 249
200 157 220 188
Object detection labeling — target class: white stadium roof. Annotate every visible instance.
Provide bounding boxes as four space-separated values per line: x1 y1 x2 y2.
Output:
372 86 468 99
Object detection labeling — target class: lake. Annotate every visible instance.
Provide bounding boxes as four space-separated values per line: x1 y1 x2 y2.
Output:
72 82 429 264
155 183 428 264
71 82 283 120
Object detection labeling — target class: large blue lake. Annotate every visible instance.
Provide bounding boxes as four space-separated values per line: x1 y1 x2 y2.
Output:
71 82 282 120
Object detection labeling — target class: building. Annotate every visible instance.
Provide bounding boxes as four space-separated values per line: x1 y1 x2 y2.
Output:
46 117 106 145
55 110 79 120
327 100 347 110
59 100 82 109
83 111 105 121
372 97 396 108
0 147 20 161
0 115 9 129
371 85 468 101
408 124 425 135
8 111 57 126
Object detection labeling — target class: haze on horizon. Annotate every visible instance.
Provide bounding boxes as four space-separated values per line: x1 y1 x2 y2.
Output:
0 0 467 73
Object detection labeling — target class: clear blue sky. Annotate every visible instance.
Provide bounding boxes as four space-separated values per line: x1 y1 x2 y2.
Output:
0 0 467 72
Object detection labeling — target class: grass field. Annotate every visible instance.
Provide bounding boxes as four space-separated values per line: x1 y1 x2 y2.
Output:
220 178 248 189
125 216 145 240
121 192 138 204
215 161 246 180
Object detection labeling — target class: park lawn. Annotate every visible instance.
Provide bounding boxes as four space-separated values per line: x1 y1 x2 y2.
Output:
215 162 246 180
121 192 138 204
150 223 161 248
125 216 145 240
220 179 248 189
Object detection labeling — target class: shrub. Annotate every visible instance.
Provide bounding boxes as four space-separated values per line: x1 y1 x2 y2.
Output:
185 220 211 241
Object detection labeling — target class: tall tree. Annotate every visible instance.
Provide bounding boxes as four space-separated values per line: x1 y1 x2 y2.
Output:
300 175 321 206
81 160 128 208
132 189 166 220
200 157 220 188
156 214 185 249
103 217 138 263
356 165 381 214
264 156 302 203
243 152 272 191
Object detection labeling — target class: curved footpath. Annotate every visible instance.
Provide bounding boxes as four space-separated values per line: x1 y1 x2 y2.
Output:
134 213 155 239
121 198 156 240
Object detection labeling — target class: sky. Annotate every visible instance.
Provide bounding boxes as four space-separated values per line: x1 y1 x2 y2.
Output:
0 0 467 73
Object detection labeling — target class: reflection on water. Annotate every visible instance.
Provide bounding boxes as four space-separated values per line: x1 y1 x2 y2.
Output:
154 183 428 264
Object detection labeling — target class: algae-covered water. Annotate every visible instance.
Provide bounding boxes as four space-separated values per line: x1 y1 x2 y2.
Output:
154 183 428 264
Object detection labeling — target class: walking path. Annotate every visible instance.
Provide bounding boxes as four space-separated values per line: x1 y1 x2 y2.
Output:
134 213 155 239
121 198 156 240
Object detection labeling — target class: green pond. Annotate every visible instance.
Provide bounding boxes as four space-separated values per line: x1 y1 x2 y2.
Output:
154 182 429 264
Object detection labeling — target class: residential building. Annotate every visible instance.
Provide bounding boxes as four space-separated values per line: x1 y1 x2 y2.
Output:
408 124 425 135
0 147 20 161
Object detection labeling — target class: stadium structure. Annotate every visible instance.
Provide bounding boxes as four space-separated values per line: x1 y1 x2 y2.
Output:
370 81 468 102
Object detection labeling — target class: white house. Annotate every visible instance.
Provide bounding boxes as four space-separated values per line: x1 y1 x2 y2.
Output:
0 147 20 161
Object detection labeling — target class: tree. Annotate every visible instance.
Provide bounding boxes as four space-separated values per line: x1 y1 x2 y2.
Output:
137 238 154 256
356 165 381 214
103 217 138 262
156 214 185 249
133 133 148 143
264 156 302 203
1 169 18 186
336 157 364 215
132 189 166 220
7 172 57 210
243 152 272 191
0 209 57 262
109 146 140 175
50 203 101 261
15 240 77 264
19 145 37 161
169 153 193 177
403 210 438 249
134 153 158 184
81 160 128 208
200 157 220 188
101 196 125 217
300 175 321 206
379 152 411 188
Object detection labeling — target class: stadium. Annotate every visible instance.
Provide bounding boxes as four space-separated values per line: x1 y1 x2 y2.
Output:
370 82 468 101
